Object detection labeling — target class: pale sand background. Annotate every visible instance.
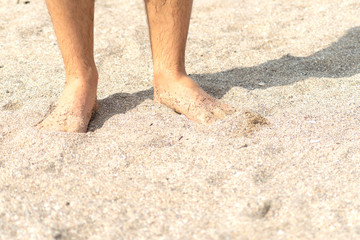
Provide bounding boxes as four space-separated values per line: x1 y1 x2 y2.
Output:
1 0 360 239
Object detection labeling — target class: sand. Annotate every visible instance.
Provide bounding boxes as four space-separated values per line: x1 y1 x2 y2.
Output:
1 0 360 239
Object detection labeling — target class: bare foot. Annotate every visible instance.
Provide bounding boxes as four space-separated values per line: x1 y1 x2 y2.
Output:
37 80 98 133
154 73 235 124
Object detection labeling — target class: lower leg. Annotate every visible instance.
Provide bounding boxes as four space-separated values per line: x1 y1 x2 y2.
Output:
38 0 98 132
144 0 234 124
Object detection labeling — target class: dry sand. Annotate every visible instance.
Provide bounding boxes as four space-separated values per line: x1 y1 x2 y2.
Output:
1 0 360 239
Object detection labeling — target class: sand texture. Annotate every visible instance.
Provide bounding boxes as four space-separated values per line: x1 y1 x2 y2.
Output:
1 0 360 239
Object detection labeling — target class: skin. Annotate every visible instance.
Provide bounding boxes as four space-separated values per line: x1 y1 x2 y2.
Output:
38 0 235 133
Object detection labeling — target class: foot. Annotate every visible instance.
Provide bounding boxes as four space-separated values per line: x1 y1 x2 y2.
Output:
154 73 235 124
37 79 98 133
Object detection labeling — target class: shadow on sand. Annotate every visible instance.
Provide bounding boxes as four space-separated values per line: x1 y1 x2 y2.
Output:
89 26 360 131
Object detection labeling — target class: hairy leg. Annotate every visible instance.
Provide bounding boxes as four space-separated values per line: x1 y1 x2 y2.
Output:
38 0 98 132
144 0 234 124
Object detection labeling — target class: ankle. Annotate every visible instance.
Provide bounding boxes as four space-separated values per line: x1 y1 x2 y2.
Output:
153 70 187 83
65 68 98 88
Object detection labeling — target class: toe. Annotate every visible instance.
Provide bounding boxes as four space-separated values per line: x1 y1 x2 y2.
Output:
196 111 219 125
210 101 235 119
211 105 228 119
220 102 236 115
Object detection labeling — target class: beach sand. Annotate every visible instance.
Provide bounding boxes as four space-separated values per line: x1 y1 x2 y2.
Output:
1 0 360 239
